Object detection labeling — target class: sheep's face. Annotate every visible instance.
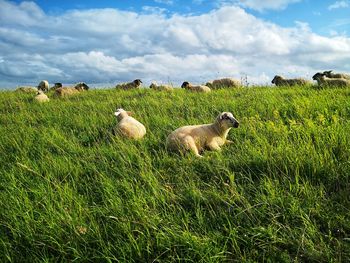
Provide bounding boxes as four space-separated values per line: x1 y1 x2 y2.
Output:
323 70 333 78
150 82 157 89
134 79 142 86
312 72 324 80
114 109 132 120
271 75 281 84
181 82 190 89
54 83 62 89
218 112 239 129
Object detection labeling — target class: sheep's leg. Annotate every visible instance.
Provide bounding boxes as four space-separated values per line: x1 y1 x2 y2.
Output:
207 142 221 151
184 136 203 158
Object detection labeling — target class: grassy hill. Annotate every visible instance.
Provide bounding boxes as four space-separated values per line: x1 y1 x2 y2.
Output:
0 87 349 262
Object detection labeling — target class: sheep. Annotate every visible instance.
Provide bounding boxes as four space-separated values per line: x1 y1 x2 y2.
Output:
51 83 63 90
34 90 50 103
149 82 173 91
15 86 38 93
38 80 49 92
166 112 239 158
323 70 350 80
54 85 85 97
271 75 311 86
206 78 241 89
113 109 146 139
312 72 350 88
181 81 211 93
115 79 142 90
74 82 90 90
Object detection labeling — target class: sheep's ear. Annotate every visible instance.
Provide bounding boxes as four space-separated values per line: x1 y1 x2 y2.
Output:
127 111 133 116
114 112 120 117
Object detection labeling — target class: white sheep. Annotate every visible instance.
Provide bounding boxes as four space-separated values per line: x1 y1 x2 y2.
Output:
312 72 350 88
206 78 241 89
149 82 173 91
323 70 350 80
271 75 311 86
116 79 142 90
54 85 85 97
15 86 38 93
181 81 211 93
38 80 49 92
166 112 239 157
114 109 146 139
34 90 50 103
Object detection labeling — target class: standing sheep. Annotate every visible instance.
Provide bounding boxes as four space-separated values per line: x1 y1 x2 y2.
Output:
116 79 142 90
38 80 49 92
166 112 239 157
312 72 350 88
271 75 311 86
206 78 241 89
323 70 350 80
114 109 146 139
34 90 50 103
149 82 173 91
181 81 211 93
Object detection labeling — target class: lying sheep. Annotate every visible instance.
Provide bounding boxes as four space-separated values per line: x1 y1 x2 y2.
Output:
181 81 211 93
38 80 49 92
312 72 350 88
114 109 146 139
34 90 50 103
54 85 85 97
271 75 311 86
16 86 38 93
116 79 142 90
74 82 90 90
149 82 173 91
206 78 241 89
323 70 350 80
166 112 239 157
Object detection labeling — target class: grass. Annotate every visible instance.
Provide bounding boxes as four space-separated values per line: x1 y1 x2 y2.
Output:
0 86 349 262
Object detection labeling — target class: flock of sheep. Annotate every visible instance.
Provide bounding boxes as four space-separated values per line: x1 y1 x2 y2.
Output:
13 69 350 157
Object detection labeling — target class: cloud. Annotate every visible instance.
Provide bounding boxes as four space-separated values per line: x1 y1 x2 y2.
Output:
0 0 350 88
219 0 301 12
328 1 349 10
154 0 174 5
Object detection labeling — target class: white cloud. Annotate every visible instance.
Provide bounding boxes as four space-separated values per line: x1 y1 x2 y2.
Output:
154 0 174 5
328 1 349 10
0 0 350 88
219 0 301 12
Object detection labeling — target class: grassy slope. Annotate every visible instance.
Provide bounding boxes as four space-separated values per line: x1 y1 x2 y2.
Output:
0 87 349 262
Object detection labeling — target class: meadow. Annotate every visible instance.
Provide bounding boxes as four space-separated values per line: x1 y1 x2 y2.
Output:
0 86 349 262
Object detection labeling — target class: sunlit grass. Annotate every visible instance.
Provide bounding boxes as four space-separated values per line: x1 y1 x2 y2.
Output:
0 86 349 262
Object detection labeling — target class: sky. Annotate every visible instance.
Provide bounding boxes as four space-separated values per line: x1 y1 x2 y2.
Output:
0 0 350 88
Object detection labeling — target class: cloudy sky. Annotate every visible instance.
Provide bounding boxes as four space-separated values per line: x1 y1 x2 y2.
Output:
0 0 350 88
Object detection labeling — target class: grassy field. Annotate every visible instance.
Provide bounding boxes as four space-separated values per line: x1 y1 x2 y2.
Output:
0 86 349 262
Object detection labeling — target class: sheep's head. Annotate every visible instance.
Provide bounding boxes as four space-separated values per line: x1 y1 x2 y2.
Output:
133 79 142 86
181 81 190 89
75 82 89 91
36 90 44 95
114 108 133 120
217 112 239 129
312 72 325 80
54 83 62 89
149 82 157 89
271 75 282 84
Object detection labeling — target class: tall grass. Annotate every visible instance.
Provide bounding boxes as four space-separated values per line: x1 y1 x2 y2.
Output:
0 87 349 262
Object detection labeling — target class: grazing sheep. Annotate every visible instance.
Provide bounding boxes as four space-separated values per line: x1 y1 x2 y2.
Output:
181 81 211 93
38 80 49 92
166 112 239 157
323 70 350 80
74 82 90 90
15 86 38 93
116 79 142 90
312 72 350 88
206 78 241 89
34 90 50 103
114 109 146 139
149 82 173 91
271 75 311 86
54 85 85 97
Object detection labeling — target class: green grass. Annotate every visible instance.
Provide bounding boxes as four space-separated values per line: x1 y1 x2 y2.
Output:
0 87 349 262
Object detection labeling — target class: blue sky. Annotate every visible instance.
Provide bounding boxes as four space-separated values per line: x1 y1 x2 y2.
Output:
1 0 350 87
